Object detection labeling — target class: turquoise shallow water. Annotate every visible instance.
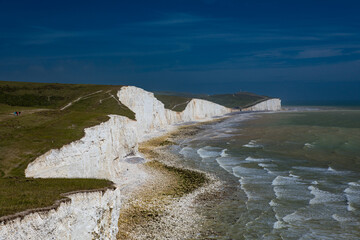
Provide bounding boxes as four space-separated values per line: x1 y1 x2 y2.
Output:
173 108 360 239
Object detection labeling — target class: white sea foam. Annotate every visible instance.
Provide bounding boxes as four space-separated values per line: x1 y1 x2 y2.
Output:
304 143 315 148
308 186 344 204
331 214 354 222
344 187 356 194
344 182 360 212
273 220 286 229
233 165 266 179
179 147 197 158
272 176 303 186
245 156 271 162
239 178 258 201
283 211 306 223
289 173 300 178
258 163 279 176
258 163 277 168
216 157 240 166
220 149 228 157
273 186 308 201
243 140 263 148
233 163 275 203
269 199 278 207
349 182 360 187
216 156 240 173
293 166 329 173
328 167 336 172
272 176 310 201
347 204 356 212
197 146 222 158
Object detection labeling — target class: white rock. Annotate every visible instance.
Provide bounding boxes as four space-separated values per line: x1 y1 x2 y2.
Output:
1 86 279 239
0 188 121 240
118 86 233 141
242 98 281 111
26 115 139 180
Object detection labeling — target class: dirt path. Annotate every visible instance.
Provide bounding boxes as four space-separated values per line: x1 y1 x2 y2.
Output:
60 90 103 110
171 100 190 110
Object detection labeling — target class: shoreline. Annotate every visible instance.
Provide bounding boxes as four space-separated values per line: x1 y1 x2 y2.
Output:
117 119 229 239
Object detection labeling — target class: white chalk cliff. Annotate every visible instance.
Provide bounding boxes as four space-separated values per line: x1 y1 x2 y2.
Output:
0 86 280 240
0 189 121 240
117 86 234 140
242 98 281 111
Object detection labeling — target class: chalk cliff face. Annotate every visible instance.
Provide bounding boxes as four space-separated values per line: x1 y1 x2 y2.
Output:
25 115 139 180
117 86 233 140
0 188 121 240
2 86 281 239
26 86 233 179
242 98 281 111
2 86 234 240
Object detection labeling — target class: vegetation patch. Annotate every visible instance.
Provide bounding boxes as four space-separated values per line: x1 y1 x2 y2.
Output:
118 135 208 239
154 91 269 109
147 161 207 197
159 139 175 146
203 92 268 109
117 161 207 239
0 178 112 217
0 81 135 218
154 94 191 112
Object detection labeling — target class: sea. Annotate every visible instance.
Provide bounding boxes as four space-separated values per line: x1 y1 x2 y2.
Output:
171 107 360 239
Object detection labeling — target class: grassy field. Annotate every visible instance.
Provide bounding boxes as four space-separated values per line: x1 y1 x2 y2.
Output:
0 81 135 217
0 178 113 217
0 81 267 218
154 91 268 109
204 92 269 109
154 94 191 112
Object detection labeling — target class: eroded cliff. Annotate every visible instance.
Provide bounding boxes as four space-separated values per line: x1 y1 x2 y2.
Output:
1 86 280 240
0 188 121 240
242 98 281 111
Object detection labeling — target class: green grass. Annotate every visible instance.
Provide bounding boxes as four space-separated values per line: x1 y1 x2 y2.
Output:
203 92 269 109
0 178 113 217
0 81 135 112
147 161 207 196
0 80 269 218
154 91 269 109
0 81 135 217
154 94 191 112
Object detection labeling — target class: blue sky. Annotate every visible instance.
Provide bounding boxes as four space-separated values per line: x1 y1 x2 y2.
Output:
1 0 360 103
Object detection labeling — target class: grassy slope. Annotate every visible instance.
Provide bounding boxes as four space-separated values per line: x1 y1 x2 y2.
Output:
0 81 135 217
0 81 268 217
154 94 191 112
154 91 268 110
204 92 269 109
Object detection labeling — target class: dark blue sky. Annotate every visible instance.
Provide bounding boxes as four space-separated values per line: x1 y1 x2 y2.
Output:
1 0 360 103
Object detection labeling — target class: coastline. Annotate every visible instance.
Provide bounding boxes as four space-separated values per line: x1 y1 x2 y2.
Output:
117 119 228 239
0 84 282 239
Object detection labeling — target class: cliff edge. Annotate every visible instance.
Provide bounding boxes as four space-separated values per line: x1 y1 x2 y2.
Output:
1 86 281 240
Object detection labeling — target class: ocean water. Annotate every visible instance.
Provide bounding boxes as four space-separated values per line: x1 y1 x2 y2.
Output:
173 108 360 239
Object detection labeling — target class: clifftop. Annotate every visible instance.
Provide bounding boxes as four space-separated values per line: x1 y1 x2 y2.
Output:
0 81 280 238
